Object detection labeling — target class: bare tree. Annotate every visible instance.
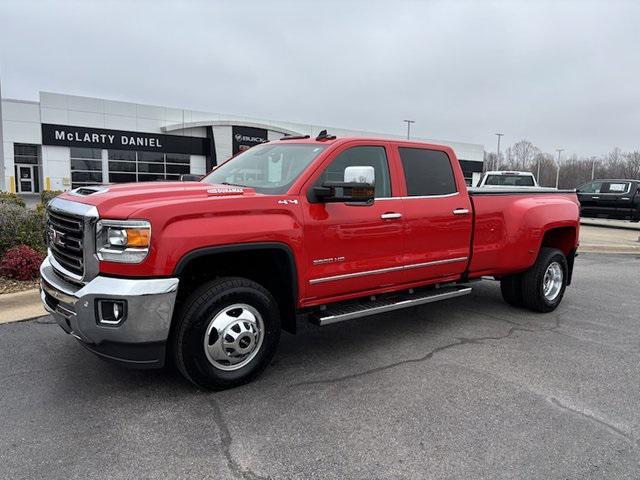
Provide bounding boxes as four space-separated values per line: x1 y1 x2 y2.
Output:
511 140 540 170
484 143 640 189
622 151 640 179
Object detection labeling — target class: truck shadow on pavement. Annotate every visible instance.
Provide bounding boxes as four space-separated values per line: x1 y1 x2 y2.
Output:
57 281 556 394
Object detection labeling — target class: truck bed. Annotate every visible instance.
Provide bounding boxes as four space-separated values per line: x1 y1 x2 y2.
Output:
467 188 580 277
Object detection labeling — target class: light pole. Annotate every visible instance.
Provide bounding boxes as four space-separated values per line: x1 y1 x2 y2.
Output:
0 72 4 192
495 133 504 170
591 157 597 180
403 120 415 140
555 149 564 189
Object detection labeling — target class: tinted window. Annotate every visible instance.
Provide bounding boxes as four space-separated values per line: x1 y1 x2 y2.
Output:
602 182 630 193
319 146 391 198
399 148 456 196
485 174 534 186
578 181 603 193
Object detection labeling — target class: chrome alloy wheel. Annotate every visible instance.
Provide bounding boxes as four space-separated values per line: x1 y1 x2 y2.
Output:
542 261 563 302
203 304 264 371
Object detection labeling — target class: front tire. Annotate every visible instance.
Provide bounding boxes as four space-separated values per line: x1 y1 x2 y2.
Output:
521 247 568 313
172 277 281 390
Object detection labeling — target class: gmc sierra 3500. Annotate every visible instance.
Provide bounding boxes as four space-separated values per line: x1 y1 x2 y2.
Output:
40 132 580 389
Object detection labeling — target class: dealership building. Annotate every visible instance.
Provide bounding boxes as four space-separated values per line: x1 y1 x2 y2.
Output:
0 91 484 195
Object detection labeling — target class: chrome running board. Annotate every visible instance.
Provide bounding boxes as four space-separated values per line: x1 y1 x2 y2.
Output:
310 286 472 326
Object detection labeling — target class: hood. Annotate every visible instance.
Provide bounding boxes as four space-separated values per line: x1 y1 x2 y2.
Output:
58 182 257 218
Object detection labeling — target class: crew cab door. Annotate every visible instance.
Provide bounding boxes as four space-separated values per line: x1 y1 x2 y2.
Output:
597 181 633 219
394 146 472 283
576 181 603 218
301 142 405 303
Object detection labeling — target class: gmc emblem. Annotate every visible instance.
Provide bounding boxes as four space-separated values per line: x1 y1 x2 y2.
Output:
48 226 65 247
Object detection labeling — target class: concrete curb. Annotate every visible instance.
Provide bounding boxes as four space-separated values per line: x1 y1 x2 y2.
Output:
580 219 640 231
579 246 640 255
0 288 47 325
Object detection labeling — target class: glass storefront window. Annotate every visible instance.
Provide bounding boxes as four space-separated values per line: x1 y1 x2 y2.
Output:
107 150 192 183
70 148 103 189
108 150 136 161
138 151 164 163
166 153 190 164
14 144 40 165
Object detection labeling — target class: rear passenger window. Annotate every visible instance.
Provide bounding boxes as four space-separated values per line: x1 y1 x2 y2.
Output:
602 182 630 193
399 148 457 196
578 181 603 193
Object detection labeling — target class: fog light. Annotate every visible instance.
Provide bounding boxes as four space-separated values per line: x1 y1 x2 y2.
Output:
96 299 127 325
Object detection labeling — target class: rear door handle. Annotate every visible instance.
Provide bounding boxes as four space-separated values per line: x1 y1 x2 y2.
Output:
381 212 402 220
592 196 600 199
453 208 470 215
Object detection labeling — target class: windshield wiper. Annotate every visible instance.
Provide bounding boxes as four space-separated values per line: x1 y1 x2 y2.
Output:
221 182 246 188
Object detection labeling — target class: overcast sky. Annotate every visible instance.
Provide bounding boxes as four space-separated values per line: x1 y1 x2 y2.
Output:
1 0 638 156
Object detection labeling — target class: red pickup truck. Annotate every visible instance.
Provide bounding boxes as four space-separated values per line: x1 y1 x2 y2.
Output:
40 133 580 389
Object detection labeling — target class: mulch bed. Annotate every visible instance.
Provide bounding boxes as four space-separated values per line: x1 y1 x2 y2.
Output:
0 277 40 295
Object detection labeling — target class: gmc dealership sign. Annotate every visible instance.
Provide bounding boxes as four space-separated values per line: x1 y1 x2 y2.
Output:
41 124 208 155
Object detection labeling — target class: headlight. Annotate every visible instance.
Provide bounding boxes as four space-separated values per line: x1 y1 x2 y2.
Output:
96 219 151 263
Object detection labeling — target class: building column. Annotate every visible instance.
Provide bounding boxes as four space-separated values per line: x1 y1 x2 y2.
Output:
101 149 109 185
205 126 217 172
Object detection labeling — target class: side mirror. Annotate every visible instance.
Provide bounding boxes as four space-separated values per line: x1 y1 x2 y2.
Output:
312 166 375 204
180 174 203 182
343 166 375 184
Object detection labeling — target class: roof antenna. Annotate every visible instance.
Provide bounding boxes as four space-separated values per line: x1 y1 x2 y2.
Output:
315 129 336 141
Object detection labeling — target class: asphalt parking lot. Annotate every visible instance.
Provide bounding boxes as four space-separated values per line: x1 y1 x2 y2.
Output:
1 253 639 480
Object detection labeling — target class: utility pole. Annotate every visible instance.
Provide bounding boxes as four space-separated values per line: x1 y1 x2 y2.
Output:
536 157 541 184
555 149 564 189
495 133 504 171
403 120 415 140
591 157 597 180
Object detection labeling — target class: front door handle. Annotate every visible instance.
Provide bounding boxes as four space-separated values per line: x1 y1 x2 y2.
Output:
453 208 470 215
381 212 402 220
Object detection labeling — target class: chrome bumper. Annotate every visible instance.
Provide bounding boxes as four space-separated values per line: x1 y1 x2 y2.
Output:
39 256 179 368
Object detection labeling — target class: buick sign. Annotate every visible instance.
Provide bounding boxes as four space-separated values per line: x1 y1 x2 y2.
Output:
232 126 268 154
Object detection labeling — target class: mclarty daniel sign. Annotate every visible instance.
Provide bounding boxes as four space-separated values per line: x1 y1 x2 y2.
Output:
41 124 208 155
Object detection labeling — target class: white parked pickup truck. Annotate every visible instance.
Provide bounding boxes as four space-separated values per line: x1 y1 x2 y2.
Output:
477 171 539 188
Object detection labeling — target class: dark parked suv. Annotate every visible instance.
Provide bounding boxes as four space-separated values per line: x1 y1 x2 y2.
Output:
576 179 640 222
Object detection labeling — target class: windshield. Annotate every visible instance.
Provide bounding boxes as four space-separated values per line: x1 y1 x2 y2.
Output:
485 174 535 186
202 143 326 194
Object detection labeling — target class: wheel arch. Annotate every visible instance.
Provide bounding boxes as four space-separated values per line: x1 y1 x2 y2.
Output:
539 226 578 285
173 242 299 333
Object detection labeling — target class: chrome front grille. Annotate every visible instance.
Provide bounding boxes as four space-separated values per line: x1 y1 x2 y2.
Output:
47 209 85 277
